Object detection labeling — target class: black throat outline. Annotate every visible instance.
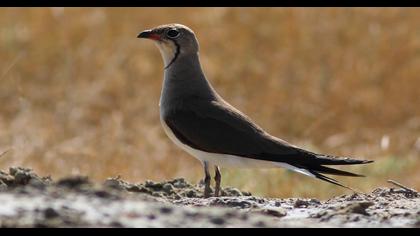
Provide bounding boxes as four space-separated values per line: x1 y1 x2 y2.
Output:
164 39 180 70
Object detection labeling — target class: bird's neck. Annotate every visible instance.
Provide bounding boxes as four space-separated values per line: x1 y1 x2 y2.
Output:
160 52 219 109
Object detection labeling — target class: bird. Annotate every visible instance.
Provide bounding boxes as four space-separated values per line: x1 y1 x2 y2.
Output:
137 23 373 198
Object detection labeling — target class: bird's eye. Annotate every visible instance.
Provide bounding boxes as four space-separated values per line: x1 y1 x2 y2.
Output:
166 29 180 39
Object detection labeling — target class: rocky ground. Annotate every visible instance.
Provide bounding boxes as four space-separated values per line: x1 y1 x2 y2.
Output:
0 167 419 227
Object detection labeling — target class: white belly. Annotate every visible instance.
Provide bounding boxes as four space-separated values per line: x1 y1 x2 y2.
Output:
160 117 314 177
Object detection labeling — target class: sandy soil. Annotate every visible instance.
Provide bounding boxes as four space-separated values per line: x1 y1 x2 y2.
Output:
0 167 418 228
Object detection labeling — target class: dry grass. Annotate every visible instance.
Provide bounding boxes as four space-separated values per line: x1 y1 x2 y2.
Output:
0 8 419 198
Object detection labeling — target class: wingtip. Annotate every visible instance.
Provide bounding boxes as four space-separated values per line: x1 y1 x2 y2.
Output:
310 152 375 165
345 158 375 165
356 159 374 165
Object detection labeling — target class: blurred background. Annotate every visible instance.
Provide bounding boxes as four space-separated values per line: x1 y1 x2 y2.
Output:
0 8 419 198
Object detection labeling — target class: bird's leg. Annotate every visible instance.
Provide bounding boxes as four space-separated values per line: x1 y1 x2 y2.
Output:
214 165 221 197
203 161 212 198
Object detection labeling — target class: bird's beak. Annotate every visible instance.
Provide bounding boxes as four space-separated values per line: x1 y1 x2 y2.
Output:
137 30 161 41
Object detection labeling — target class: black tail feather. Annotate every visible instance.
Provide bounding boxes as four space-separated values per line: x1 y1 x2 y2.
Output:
309 170 359 192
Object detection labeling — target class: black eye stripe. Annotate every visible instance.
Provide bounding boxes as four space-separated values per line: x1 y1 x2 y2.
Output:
167 29 180 38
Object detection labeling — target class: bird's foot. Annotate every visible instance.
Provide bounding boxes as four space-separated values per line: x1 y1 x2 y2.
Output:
203 185 212 198
214 185 220 197
214 165 221 197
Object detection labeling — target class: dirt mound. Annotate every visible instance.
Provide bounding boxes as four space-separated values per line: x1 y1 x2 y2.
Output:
103 176 252 199
0 167 418 227
0 167 52 189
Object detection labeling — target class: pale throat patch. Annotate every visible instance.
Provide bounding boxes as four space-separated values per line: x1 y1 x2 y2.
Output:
155 41 177 68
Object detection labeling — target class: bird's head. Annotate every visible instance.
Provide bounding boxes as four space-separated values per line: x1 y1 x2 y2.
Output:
138 23 199 69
